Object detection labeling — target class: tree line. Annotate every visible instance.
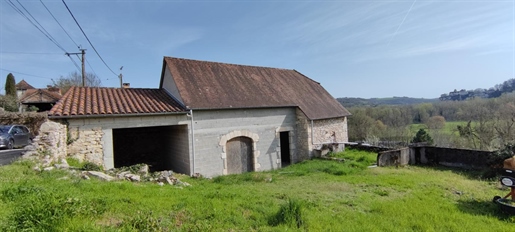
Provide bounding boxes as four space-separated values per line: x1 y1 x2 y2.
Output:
347 93 515 151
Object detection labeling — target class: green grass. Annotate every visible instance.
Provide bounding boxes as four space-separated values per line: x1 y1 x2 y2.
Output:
0 150 513 231
410 121 477 136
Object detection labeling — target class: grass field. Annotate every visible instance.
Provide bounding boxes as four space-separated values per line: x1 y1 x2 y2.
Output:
0 149 513 231
410 121 476 136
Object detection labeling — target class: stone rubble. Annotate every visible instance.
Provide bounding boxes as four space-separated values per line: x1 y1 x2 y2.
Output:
29 161 190 187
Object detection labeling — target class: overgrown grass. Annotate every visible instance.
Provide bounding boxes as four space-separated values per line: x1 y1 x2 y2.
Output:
0 149 513 231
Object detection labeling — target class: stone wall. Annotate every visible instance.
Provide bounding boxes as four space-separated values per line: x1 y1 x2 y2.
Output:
24 120 67 162
295 109 312 161
67 126 104 165
312 117 348 144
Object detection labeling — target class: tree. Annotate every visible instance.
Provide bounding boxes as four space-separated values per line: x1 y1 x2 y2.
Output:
5 73 16 97
51 71 102 94
411 129 433 145
426 116 446 130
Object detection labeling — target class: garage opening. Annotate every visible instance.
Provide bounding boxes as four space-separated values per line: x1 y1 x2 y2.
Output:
226 136 253 174
113 125 189 173
280 131 291 166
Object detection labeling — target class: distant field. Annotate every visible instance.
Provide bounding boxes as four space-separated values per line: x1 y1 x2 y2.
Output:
410 121 476 136
0 149 512 231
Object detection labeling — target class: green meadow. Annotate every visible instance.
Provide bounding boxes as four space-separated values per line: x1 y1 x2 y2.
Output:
0 149 512 231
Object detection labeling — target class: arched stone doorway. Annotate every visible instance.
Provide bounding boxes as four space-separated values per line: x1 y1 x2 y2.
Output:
219 130 260 175
226 136 253 174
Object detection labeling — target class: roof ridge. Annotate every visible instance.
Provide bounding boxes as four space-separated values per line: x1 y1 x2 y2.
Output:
164 56 294 72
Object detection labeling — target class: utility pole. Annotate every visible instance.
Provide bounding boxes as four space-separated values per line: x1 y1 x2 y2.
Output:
119 66 123 88
66 48 87 86
81 49 86 86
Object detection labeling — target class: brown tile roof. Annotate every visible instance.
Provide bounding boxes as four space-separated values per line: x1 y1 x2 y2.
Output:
161 57 350 120
20 89 62 104
15 80 35 90
48 86 186 117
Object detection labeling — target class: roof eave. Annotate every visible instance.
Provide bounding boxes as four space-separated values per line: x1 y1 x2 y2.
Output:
48 111 188 119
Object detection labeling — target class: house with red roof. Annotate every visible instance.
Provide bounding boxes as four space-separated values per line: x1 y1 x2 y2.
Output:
16 80 62 112
48 57 350 177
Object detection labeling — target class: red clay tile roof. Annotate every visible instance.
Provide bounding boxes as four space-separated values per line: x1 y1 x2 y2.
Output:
48 86 186 117
161 57 350 120
20 89 62 104
15 80 35 90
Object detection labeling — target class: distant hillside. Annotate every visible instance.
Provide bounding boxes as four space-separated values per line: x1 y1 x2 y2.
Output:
337 97 438 107
440 78 515 101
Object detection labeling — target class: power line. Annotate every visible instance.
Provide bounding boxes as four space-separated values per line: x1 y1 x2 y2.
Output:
6 0 67 53
67 54 82 72
85 56 98 77
0 51 63 55
0 68 52 80
40 0 80 49
62 0 118 77
4 0 88 73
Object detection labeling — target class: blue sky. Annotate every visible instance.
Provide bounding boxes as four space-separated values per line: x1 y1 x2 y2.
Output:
0 0 513 98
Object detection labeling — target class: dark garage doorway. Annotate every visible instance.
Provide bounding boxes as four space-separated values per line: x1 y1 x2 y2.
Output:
113 125 188 173
226 136 253 174
280 131 291 166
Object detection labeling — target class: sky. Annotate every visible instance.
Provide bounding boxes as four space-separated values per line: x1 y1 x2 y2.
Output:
0 0 513 99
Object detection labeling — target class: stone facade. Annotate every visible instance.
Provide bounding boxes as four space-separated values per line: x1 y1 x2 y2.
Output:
24 120 67 162
67 126 104 165
39 107 348 177
295 109 312 161
312 117 348 144
295 109 348 158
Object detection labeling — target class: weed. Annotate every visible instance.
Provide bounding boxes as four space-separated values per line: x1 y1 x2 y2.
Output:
81 162 102 171
1 185 107 231
120 211 165 231
66 157 82 168
270 198 304 228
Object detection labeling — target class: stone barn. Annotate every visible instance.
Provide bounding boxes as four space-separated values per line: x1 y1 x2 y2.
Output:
48 57 350 177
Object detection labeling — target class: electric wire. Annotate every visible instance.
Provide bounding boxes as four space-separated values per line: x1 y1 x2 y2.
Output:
4 0 84 73
67 55 82 72
0 51 63 55
62 0 118 77
9 0 68 53
0 68 52 80
40 0 80 49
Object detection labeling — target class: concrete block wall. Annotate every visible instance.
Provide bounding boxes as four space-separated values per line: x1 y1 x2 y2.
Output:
192 108 297 177
164 125 190 174
378 148 410 167
66 114 188 169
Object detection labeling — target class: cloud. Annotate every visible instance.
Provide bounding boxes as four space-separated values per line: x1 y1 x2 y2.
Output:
269 2 512 63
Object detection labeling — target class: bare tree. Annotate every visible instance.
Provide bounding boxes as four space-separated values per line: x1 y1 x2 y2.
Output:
51 71 102 94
